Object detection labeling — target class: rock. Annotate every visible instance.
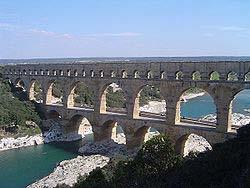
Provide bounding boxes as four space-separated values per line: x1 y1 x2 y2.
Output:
0 134 44 151
27 155 110 188
183 134 212 157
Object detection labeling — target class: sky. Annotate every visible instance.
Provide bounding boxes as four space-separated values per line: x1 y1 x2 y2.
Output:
0 0 250 59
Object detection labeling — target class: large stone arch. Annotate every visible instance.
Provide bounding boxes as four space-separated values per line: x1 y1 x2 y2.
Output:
175 85 217 124
45 79 64 105
132 83 166 118
66 81 94 109
64 114 93 141
28 79 43 102
99 81 128 114
175 133 212 156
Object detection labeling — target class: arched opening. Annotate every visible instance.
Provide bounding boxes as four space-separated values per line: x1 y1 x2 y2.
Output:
144 127 160 142
160 71 167 79
102 120 126 144
210 71 220 80
230 89 250 130
65 115 93 142
121 70 128 78
175 133 212 156
134 70 140 78
147 71 153 79
67 82 94 109
46 80 63 105
177 87 216 126
15 78 25 90
29 80 43 102
133 85 165 119
100 83 127 114
227 71 238 81
176 71 183 80
192 71 201 80
245 72 250 81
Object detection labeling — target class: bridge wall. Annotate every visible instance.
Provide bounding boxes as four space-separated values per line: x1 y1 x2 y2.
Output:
4 61 249 150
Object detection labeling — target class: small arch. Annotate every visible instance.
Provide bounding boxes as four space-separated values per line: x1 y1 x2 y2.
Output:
210 71 220 80
23 69 27 75
110 70 116 77
90 70 94 77
29 69 32 75
34 70 38 75
176 71 183 80
147 71 153 79
67 69 71 76
82 70 86 77
74 69 78 77
160 71 167 79
134 70 140 78
46 70 50 75
40 69 44 75
99 70 104 77
244 72 250 81
175 133 212 156
192 71 201 80
227 71 238 81
121 70 128 78
18 69 21 75
52 70 57 76
59 70 63 76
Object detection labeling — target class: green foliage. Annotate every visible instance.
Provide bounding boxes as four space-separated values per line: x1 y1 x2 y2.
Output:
34 81 42 101
0 73 41 137
210 71 220 80
106 86 126 108
52 80 63 98
74 83 94 107
139 85 163 106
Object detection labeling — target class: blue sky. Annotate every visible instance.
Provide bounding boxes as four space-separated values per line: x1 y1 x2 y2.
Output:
0 0 250 58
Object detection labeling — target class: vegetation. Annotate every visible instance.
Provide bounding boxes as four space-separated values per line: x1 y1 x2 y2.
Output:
0 68 42 138
74 125 250 188
106 86 126 108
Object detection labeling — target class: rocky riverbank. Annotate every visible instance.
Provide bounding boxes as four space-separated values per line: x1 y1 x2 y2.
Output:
0 134 44 151
27 155 110 188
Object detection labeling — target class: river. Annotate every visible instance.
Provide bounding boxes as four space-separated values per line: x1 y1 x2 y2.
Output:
0 90 250 188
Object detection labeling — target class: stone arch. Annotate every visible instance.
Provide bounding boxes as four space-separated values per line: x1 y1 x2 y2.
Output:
67 81 94 108
175 133 212 156
209 71 220 80
82 70 86 77
90 70 94 77
73 69 78 76
59 70 63 76
229 88 250 130
64 114 93 141
176 71 183 80
227 71 238 81
23 69 27 75
176 87 216 124
134 70 140 78
147 70 154 79
28 79 43 102
121 70 128 78
110 70 116 77
99 70 104 77
244 72 250 81
192 71 201 80
133 84 165 118
15 78 25 88
160 71 167 79
99 82 127 114
97 119 126 144
46 80 63 105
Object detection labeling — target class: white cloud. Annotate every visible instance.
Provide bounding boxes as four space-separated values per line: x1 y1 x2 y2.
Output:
84 32 142 37
218 26 246 32
29 29 73 39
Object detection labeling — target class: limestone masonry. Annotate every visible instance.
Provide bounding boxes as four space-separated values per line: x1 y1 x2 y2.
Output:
4 60 250 154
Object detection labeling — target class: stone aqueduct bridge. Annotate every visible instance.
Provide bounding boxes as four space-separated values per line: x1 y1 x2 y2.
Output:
3 60 250 151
